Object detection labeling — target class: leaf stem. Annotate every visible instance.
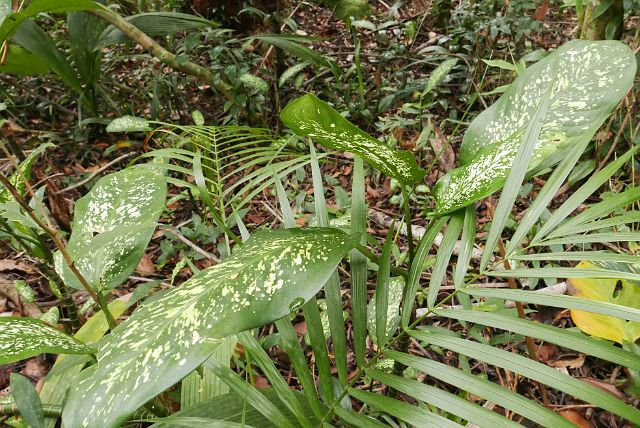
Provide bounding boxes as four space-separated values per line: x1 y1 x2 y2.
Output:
0 173 110 326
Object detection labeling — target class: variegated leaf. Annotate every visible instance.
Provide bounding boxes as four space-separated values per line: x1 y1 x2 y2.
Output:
280 94 425 186
105 115 151 133
0 317 95 364
54 165 166 291
434 40 636 214
568 261 640 344
62 228 356 428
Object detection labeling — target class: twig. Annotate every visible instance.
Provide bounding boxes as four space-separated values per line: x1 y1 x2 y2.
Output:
0 173 116 329
56 152 135 194
369 208 484 259
163 226 219 262
87 5 232 99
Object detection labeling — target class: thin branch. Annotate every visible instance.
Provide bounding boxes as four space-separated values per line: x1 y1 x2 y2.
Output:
0 173 116 329
87 5 232 99
56 152 135 194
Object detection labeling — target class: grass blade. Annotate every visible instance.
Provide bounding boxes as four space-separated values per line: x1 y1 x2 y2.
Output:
204 359 296 428
432 309 640 371
428 210 464 308
350 157 368 366
480 79 554 271
410 330 640 424
401 217 448 327
386 350 574 428
348 388 461 428
375 226 394 347
367 369 521 428
505 134 591 255
531 146 640 244
453 206 476 309
461 288 640 322
310 144 348 386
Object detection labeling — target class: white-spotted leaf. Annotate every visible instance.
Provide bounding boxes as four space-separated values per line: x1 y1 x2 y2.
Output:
62 227 356 428
54 165 166 291
434 40 636 214
280 94 425 185
105 115 151 133
0 317 95 364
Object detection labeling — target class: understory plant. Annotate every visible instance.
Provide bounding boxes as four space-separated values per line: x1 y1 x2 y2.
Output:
1 38 639 428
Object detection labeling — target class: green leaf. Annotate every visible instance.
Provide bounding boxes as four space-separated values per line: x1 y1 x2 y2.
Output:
348 388 461 427
432 309 640 371
96 12 216 49
367 369 521 428
386 350 574 428
410 330 640 424
0 317 95 364
428 210 464 308
10 373 45 428
423 58 457 97
105 115 151 133
238 332 313 428
0 44 50 75
531 146 639 243
374 226 394 346
150 389 321 428
310 143 348 386
334 407 388 427
11 19 83 94
482 58 517 71
368 276 403 347
350 157 368 366
252 35 335 71
0 0 99 43
433 40 636 214
62 228 356 428
204 360 296 428
461 288 640 323
54 166 166 291
280 94 425 186
402 217 448 327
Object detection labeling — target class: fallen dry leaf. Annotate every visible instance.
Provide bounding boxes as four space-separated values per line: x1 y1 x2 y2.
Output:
0 259 35 274
548 354 586 369
578 377 626 400
135 254 155 275
22 358 48 382
559 410 592 427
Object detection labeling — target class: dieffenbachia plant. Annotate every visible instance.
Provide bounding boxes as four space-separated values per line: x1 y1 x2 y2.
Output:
54 165 166 291
62 228 356 427
433 40 636 213
280 94 425 186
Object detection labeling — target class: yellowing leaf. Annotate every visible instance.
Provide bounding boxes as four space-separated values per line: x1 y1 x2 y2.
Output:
568 261 640 344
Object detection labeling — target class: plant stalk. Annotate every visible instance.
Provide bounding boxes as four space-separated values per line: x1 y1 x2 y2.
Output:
87 6 232 99
0 173 115 330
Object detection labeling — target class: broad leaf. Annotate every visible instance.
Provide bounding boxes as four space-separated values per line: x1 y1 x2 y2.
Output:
0 0 99 43
10 373 45 428
568 261 640 344
62 228 355 428
280 94 425 185
54 165 166 291
0 44 50 75
106 115 151 133
434 40 636 213
0 317 95 364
